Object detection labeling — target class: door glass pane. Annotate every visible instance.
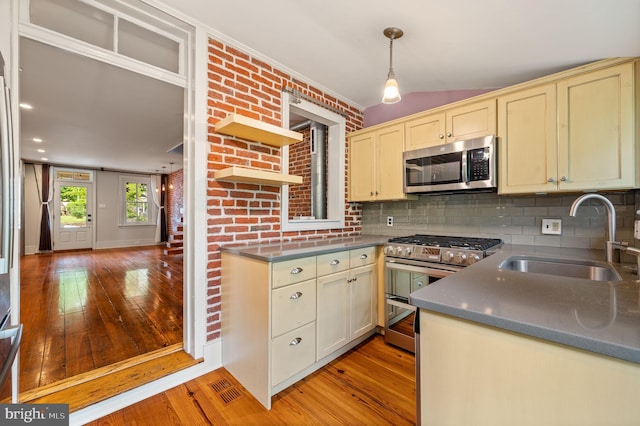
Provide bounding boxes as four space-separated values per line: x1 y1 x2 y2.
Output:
59 185 87 228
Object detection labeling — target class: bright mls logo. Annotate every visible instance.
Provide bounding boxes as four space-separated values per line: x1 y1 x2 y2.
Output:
1 404 68 425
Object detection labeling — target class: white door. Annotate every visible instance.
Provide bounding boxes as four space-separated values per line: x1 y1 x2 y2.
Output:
53 181 93 251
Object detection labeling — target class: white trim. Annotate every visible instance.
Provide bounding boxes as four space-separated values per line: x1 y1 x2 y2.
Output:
69 339 222 426
281 93 346 232
94 239 159 250
18 22 187 88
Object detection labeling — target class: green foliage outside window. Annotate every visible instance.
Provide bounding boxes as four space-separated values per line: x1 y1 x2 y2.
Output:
126 182 149 223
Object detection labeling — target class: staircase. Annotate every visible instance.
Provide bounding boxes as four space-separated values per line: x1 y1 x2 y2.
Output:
164 218 183 256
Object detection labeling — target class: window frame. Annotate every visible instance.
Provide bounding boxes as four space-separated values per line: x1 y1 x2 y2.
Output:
280 92 346 232
119 175 154 226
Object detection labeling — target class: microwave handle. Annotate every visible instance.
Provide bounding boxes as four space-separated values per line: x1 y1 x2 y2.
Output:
461 150 469 183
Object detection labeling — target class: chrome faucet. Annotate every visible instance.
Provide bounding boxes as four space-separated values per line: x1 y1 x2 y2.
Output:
569 194 627 263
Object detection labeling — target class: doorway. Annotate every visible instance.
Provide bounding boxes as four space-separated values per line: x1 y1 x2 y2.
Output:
52 171 93 251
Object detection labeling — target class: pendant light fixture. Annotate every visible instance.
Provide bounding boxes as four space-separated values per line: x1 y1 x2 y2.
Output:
381 27 403 104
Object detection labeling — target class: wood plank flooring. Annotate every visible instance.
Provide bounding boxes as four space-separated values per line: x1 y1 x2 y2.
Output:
87 335 416 425
20 246 183 392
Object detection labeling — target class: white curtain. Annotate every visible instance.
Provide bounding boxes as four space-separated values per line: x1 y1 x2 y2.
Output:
150 174 162 243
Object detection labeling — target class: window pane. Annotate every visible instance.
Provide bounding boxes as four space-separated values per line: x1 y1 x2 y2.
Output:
118 19 179 72
30 0 114 50
59 185 87 228
125 182 149 223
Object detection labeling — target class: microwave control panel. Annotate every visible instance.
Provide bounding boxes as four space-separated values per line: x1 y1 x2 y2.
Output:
468 147 491 181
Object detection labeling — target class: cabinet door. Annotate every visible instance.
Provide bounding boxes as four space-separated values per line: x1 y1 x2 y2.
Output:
316 271 350 359
497 84 557 194
348 131 376 201
405 112 446 150
445 99 497 143
557 63 635 191
350 264 376 340
376 123 406 200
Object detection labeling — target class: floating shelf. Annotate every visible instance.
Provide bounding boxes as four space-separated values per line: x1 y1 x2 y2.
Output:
214 166 303 186
214 113 303 147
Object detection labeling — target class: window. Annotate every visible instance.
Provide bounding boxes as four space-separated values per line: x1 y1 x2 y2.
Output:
281 92 346 231
120 176 153 225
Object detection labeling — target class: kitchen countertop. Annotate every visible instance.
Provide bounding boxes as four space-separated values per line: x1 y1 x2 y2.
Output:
410 244 640 364
220 235 388 261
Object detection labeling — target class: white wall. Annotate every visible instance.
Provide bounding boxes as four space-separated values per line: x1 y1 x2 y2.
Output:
94 170 158 249
22 165 159 254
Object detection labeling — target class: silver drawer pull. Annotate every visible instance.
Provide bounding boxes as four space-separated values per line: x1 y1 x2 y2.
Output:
360 254 368 260
290 291 303 299
290 267 303 274
289 337 302 346
330 259 340 266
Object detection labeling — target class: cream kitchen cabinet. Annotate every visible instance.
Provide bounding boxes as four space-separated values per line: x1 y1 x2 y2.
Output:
498 84 557 194
316 247 377 360
498 63 636 194
349 123 415 202
405 99 497 150
221 245 379 410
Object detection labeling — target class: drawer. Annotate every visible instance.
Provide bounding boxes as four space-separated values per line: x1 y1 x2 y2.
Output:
272 256 317 288
350 246 376 268
316 250 349 277
271 322 316 386
272 279 316 337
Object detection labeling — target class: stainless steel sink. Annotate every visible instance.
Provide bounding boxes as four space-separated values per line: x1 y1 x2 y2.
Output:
499 256 621 282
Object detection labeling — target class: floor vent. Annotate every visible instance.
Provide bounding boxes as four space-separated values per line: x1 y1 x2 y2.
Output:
211 378 243 405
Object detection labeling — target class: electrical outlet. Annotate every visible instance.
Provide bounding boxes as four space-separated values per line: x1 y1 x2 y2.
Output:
386 216 394 227
635 220 640 239
541 218 562 235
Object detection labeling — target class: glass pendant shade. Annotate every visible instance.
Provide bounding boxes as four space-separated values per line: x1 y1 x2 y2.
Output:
382 74 401 104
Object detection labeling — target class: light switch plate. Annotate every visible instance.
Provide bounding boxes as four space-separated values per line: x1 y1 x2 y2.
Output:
542 218 562 235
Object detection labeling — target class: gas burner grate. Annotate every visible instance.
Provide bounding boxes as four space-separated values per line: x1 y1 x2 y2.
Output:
388 234 502 251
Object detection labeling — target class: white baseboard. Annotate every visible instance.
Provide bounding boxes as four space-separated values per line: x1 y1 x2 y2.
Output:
23 246 37 255
69 340 222 426
93 239 161 249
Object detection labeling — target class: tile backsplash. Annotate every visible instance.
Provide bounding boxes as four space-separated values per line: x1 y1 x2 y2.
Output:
360 190 638 250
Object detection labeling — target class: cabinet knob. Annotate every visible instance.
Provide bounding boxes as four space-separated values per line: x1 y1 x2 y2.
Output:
370 191 374 196
447 132 452 137
359 254 368 260
560 176 567 182
330 259 340 266
290 267 303 275
289 337 302 346
547 177 555 183
439 134 444 139
290 291 303 299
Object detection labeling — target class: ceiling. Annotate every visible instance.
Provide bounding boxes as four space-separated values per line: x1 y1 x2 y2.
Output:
18 0 640 173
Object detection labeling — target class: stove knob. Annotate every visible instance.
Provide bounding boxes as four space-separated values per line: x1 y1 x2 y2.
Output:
404 247 413 256
384 246 392 255
454 252 467 264
442 251 454 262
468 254 481 265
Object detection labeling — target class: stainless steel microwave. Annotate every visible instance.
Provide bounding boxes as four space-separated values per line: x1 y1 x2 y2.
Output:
403 135 496 193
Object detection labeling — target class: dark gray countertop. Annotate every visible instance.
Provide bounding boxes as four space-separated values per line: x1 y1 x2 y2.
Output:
410 244 640 364
220 235 388 261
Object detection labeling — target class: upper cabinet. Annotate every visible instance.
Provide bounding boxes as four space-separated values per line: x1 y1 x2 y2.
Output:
405 99 496 150
349 123 415 202
498 62 636 194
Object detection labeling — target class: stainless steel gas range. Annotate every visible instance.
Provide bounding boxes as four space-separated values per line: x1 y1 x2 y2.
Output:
384 234 502 352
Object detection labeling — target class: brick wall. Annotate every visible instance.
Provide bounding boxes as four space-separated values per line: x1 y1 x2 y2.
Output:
288 128 312 218
167 168 184 231
206 37 364 341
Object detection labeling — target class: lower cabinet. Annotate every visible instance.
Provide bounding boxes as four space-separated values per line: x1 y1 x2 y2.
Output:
221 245 378 410
317 264 376 359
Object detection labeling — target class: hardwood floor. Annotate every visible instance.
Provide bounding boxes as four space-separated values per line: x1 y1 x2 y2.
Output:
19 246 183 392
87 335 416 425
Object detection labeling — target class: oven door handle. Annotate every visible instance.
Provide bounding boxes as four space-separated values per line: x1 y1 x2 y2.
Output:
385 261 455 279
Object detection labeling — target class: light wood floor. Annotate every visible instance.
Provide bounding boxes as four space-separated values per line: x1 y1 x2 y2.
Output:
87 335 416 425
19 246 183 392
